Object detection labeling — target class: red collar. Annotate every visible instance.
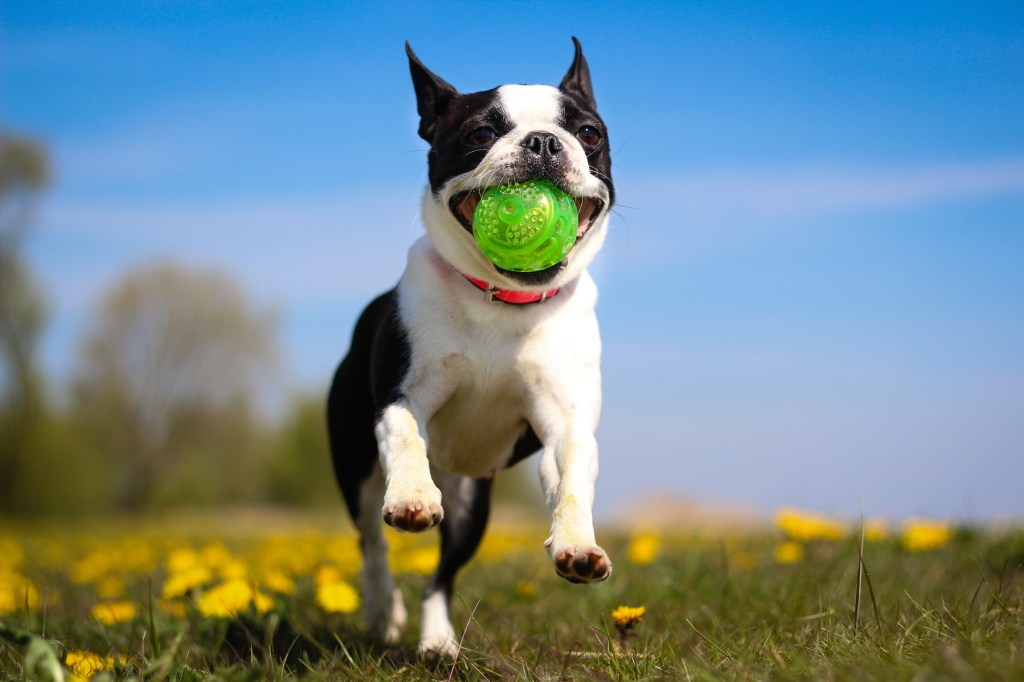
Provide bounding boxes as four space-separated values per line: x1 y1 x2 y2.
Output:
463 274 559 305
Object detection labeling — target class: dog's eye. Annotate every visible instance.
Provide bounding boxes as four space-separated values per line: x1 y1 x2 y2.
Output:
576 126 602 147
465 127 497 146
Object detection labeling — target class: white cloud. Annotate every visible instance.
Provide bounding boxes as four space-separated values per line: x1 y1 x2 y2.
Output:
603 157 1024 267
35 187 424 311
625 157 1024 222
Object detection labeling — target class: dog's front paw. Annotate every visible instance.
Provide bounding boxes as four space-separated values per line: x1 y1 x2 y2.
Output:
382 489 443 532
546 540 612 584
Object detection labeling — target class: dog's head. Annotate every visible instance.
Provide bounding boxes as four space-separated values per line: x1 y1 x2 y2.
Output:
408 38 614 291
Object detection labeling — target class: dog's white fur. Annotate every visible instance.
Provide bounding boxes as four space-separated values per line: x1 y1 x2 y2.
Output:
371 84 612 655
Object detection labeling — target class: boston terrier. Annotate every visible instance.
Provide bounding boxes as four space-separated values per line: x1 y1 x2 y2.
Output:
327 37 615 656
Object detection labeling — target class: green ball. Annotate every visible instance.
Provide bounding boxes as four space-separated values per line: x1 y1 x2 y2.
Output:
472 179 578 272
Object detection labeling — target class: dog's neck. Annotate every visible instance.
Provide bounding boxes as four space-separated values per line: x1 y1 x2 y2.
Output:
462 274 560 305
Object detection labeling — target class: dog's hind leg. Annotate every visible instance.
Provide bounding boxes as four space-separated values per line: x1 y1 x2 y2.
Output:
327 321 408 644
417 472 493 656
354 462 407 643
328 416 407 641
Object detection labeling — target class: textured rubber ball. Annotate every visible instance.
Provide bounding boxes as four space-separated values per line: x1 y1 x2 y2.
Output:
472 179 578 272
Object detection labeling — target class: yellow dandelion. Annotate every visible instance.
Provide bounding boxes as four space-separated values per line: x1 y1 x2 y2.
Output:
162 564 213 599
626 532 661 566
773 541 804 564
219 558 248 581
0 573 40 614
66 650 126 680
314 564 342 586
196 579 254 618
65 650 104 677
477 531 532 563
91 600 137 625
774 507 846 542
316 580 360 614
611 605 646 632
114 540 157 575
324 538 360 567
259 569 296 595
393 546 439 575
69 551 112 584
166 547 201 575
199 543 235 570
253 589 275 614
901 518 954 552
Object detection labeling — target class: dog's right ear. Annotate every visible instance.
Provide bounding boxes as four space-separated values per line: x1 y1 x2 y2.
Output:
406 42 458 143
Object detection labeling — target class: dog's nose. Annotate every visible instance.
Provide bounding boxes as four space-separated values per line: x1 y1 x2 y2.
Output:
521 131 563 161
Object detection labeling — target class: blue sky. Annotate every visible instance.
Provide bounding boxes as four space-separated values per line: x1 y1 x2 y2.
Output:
3 1 1023 520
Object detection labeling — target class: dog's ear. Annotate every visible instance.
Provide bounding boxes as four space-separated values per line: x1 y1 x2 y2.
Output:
406 42 458 143
559 37 596 109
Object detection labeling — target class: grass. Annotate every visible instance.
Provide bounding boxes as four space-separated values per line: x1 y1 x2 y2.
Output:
1 511 1022 680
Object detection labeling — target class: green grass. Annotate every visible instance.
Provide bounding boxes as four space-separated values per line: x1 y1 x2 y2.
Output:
1 515 1022 680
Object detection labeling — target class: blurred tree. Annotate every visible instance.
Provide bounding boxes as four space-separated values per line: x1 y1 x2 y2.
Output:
0 131 50 506
72 263 279 510
265 393 339 507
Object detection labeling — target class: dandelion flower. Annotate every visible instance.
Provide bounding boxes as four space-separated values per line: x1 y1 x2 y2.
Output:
0 573 40 614
259 569 296 595
219 558 248 581
69 551 112 584
199 543 235 571
196 579 255 618
626 532 661 566
253 589 275 614
394 546 439 575
901 519 953 552
162 565 213 599
166 547 201 575
774 507 846 542
91 600 137 625
66 650 125 679
314 564 342 586
611 605 646 630
317 580 360 614
773 541 804 564
65 650 104 677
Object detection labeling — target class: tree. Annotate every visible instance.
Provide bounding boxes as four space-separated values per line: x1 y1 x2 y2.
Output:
265 393 339 507
0 131 50 504
73 263 279 510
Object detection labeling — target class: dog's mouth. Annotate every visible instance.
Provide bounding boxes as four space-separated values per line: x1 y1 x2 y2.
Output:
449 189 604 245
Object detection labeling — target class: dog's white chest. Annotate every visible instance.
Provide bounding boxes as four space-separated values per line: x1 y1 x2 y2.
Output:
425 359 529 477
397 238 602 479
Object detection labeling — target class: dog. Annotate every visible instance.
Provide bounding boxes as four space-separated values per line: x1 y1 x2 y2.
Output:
327 37 615 656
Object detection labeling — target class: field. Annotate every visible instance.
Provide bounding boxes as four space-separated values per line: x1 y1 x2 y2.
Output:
1 510 1022 681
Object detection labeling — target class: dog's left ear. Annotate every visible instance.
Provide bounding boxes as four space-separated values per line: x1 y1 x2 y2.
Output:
406 41 458 143
559 36 596 110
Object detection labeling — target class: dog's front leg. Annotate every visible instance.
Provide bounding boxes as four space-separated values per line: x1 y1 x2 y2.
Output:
375 396 445 532
538 430 612 583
